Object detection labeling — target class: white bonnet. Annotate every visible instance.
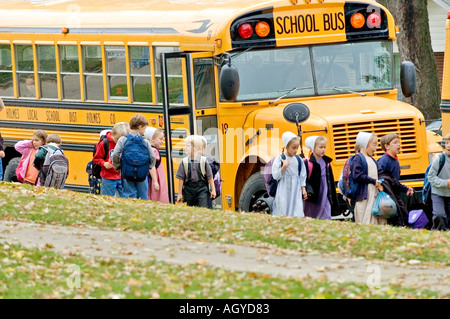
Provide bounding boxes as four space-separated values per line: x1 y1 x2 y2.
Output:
356 132 373 149
305 136 320 151
100 129 111 137
282 131 298 148
144 126 157 140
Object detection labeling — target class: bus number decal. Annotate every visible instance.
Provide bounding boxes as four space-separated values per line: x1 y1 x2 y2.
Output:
221 123 228 134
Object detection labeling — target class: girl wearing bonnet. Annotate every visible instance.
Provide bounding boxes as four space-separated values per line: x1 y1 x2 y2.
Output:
352 131 386 225
271 131 308 217
303 136 338 220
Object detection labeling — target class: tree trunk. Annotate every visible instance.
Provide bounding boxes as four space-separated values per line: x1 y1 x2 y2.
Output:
378 0 441 120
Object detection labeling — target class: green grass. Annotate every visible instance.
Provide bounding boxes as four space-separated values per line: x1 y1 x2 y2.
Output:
0 242 445 299
0 182 449 266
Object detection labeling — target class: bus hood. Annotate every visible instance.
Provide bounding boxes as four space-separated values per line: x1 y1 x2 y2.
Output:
250 96 425 162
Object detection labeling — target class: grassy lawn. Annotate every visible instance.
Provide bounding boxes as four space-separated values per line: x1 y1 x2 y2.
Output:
0 182 448 299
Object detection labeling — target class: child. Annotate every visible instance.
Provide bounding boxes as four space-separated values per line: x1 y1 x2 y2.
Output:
15 130 47 185
176 135 216 208
198 135 221 209
352 131 385 225
272 131 307 217
377 133 414 226
427 133 450 230
111 114 155 200
93 122 129 197
33 133 62 186
0 132 4 180
144 126 169 203
303 136 338 220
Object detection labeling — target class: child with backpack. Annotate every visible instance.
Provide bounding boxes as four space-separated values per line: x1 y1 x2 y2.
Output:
111 114 155 200
352 132 385 225
427 133 450 230
271 131 307 217
15 130 47 185
377 133 414 226
176 135 216 208
93 122 129 197
303 136 338 220
144 126 169 203
198 135 221 209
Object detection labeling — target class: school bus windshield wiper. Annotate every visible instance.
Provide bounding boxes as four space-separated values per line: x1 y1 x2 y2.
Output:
269 86 313 106
333 87 366 96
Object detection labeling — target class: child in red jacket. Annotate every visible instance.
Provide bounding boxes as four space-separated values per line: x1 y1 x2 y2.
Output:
93 122 129 197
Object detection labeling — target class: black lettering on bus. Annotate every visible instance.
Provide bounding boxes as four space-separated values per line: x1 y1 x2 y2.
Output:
337 12 345 30
290 15 298 34
276 16 284 34
323 13 345 31
69 112 77 123
46 110 60 122
6 108 20 119
110 113 115 124
86 112 101 124
298 15 305 33
283 16 290 34
27 109 38 121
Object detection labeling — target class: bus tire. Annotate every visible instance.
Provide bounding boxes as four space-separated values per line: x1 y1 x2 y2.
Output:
3 157 20 182
238 171 268 213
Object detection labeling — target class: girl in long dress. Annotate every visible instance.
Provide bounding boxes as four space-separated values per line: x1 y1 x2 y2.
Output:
303 136 338 220
352 132 386 225
145 127 169 203
272 131 308 217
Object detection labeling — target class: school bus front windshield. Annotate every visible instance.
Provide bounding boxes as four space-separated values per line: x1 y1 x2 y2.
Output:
231 40 393 101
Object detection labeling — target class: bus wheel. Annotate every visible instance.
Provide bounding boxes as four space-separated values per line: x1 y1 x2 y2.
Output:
238 172 268 213
3 157 20 182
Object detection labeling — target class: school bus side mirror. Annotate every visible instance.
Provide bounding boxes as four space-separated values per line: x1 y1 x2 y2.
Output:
219 63 240 101
400 61 416 98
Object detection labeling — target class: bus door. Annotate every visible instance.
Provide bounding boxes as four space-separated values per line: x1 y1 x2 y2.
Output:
161 52 194 204
190 52 221 208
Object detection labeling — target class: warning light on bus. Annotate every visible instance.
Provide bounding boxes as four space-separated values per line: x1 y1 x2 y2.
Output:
238 23 253 39
367 12 381 28
350 13 365 29
255 21 270 37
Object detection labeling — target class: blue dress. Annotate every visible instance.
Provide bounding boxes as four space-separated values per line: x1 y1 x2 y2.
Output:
272 154 307 217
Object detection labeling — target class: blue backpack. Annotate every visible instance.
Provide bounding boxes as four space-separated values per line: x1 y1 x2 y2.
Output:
121 134 151 182
422 154 445 205
263 153 303 197
338 152 367 200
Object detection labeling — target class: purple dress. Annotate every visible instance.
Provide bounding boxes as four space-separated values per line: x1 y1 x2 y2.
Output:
303 157 331 220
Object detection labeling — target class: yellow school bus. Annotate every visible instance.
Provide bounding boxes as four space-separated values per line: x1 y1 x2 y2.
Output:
0 0 442 214
441 12 450 137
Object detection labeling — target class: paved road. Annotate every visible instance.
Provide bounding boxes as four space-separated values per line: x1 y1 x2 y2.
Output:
0 220 448 294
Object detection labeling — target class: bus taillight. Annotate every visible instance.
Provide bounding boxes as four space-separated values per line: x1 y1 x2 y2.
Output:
350 13 365 29
238 23 253 39
255 21 270 38
367 12 382 29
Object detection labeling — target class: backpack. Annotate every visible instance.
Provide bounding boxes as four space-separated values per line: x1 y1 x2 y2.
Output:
121 134 151 182
263 153 303 198
182 156 207 181
91 136 109 179
422 153 445 205
338 152 366 200
43 147 69 189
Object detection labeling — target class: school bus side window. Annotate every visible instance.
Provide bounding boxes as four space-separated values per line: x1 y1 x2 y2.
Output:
105 45 127 100
130 46 152 103
0 44 13 97
37 45 58 99
82 45 104 101
60 45 80 100
194 58 216 109
16 44 35 98
154 46 183 104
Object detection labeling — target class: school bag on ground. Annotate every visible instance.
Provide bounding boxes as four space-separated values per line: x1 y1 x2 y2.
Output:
422 153 445 205
43 147 69 189
263 153 302 198
91 135 109 179
338 152 366 200
121 134 151 182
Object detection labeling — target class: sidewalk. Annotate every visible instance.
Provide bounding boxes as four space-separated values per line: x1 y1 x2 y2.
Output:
0 220 448 294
